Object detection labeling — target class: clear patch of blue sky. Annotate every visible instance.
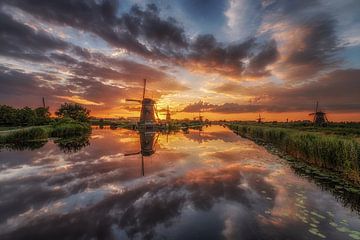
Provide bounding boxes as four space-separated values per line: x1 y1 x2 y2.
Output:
173 0 228 35
340 45 360 69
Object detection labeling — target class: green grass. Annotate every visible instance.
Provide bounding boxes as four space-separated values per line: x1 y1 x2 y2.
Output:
0 122 91 144
51 122 91 138
0 126 50 143
228 124 360 184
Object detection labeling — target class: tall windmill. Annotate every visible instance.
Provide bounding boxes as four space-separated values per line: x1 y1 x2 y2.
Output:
126 79 157 128
309 101 328 125
256 114 264 123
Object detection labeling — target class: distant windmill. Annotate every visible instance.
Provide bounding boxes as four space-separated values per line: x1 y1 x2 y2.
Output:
309 101 328 125
42 97 46 108
256 114 264 123
160 105 181 122
160 105 173 122
126 79 159 128
198 109 204 122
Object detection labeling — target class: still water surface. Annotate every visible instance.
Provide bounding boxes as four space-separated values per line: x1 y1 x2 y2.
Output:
1 125 360 239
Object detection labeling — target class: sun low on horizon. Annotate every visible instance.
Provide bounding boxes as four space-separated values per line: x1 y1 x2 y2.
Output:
1 0 360 122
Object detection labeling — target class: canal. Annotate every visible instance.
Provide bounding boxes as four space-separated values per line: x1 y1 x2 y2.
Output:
0 125 360 239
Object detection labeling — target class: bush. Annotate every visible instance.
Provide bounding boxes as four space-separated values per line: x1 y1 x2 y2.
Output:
51 122 91 138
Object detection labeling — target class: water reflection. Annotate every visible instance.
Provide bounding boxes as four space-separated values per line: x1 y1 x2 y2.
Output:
124 131 158 176
0 126 360 240
54 135 90 153
0 140 47 151
0 136 90 153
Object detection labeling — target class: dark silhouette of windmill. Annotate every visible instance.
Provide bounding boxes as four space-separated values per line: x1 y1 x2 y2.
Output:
256 114 264 123
161 106 172 122
309 101 328 125
42 97 46 108
198 109 204 122
160 106 180 122
126 79 159 128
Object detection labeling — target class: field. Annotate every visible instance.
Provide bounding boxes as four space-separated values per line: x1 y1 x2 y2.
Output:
228 122 360 185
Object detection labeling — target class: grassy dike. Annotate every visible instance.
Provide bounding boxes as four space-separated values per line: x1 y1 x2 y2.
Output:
0 121 91 144
228 124 360 185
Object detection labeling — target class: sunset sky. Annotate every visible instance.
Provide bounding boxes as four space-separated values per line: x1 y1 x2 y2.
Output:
0 0 359 121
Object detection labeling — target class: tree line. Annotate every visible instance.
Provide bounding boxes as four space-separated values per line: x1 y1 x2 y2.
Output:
0 103 90 127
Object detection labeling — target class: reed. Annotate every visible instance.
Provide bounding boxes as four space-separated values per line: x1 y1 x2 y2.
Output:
0 126 49 143
0 121 91 144
51 122 91 138
229 124 360 184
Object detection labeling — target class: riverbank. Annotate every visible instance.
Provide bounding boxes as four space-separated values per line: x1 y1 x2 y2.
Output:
0 122 91 144
228 124 360 185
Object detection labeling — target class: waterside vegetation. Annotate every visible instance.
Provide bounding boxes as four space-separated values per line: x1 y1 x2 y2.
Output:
228 123 360 185
0 103 91 145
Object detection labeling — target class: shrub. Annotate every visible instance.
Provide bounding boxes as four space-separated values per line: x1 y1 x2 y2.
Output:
51 122 91 138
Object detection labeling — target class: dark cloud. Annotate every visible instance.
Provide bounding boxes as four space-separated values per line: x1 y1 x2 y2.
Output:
246 40 279 77
283 14 340 80
182 100 216 112
186 35 253 77
2 0 281 79
3 1 187 58
185 35 279 78
0 10 68 62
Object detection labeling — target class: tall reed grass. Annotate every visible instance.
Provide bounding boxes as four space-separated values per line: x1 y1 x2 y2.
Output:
0 122 91 143
229 124 360 184
0 126 49 143
51 122 91 138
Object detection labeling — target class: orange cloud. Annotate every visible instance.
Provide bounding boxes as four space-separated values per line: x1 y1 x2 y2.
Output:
57 95 104 106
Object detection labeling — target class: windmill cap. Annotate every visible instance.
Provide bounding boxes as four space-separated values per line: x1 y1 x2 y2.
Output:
142 98 156 103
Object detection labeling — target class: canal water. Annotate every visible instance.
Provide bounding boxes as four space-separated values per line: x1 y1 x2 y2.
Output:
0 125 360 240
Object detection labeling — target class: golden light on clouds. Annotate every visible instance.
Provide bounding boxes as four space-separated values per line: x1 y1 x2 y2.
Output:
57 95 104 106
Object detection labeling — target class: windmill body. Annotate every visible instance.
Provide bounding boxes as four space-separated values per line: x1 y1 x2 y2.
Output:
140 98 156 126
126 79 157 128
256 114 264 123
165 106 171 122
309 101 328 125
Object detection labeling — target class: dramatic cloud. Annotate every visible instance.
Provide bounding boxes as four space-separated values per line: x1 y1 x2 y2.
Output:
0 0 359 119
0 11 69 62
192 69 360 113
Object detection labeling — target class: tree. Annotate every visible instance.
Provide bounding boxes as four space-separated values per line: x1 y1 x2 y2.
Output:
55 103 90 122
0 105 16 126
16 107 36 126
35 107 51 125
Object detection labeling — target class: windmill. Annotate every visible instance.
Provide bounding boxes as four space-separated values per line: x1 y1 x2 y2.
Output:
42 97 46 108
256 114 264 123
309 101 328 125
126 79 158 128
124 131 158 176
160 106 179 122
198 109 204 122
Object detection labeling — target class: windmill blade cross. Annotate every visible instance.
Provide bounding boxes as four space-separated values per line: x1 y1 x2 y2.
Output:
126 99 142 103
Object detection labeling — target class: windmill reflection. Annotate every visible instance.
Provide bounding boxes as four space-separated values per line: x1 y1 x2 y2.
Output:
124 131 158 176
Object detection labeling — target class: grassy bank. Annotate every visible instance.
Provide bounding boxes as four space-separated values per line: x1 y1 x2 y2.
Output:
0 122 91 144
228 124 360 184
